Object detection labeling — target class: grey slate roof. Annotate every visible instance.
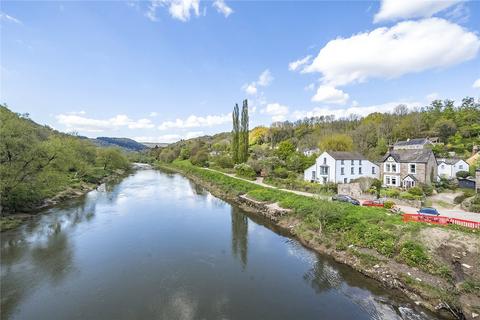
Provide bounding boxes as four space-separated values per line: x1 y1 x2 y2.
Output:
328 151 367 160
381 149 434 163
437 158 463 165
394 138 430 147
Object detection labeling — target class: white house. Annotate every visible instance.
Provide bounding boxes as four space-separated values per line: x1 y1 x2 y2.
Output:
304 151 379 184
437 158 469 179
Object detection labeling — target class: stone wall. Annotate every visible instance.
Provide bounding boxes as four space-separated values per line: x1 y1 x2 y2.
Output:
337 183 362 198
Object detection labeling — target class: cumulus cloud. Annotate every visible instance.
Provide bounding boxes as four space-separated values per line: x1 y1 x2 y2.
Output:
146 0 200 22
261 103 289 122
374 0 461 23
311 85 349 104
473 78 480 89
302 18 479 87
292 101 421 120
56 113 154 132
158 113 231 130
242 69 273 95
0 12 22 24
288 55 312 71
135 131 204 143
212 0 233 17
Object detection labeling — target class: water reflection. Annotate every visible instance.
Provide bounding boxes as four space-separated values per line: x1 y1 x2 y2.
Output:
231 207 248 269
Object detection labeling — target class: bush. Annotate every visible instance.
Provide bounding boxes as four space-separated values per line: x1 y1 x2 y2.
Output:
456 170 470 178
400 192 421 200
215 155 234 169
407 186 424 196
272 167 289 179
454 189 475 204
235 163 256 180
190 150 209 167
420 183 434 196
384 201 395 209
385 188 400 198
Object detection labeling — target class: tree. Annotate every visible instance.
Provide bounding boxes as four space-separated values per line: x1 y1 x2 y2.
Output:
239 99 249 163
434 118 457 143
319 134 353 151
275 140 296 160
371 179 382 199
96 148 129 171
249 126 269 145
232 103 240 164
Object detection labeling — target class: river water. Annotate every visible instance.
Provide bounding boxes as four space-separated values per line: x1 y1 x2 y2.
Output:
1 168 440 320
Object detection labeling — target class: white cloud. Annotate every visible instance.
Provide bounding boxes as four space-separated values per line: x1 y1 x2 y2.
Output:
146 0 200 22
302 18 480 87
242 69 273 95
158 113 231 130
288 55 312 71
292 101 421 120
261 103 289 122
135 131 204 143
213 0 233 18
149 112 159 117
426 92 439 100
374 0 460 23
56 113 154 132
0 12 21 24
311 85 349 104
473 78 480 89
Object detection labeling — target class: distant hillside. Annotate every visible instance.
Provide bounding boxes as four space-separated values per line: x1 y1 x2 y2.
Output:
142 142 170 148
89 137 148 152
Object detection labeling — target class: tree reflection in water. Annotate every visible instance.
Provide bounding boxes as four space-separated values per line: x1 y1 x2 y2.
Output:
231 207 248 269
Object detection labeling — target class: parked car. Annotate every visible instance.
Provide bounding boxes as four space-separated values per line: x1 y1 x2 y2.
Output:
417 207 440 216
332 194 360 205
362 199 384 207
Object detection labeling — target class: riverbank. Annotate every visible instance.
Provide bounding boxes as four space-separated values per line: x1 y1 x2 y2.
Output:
156 160 480 320
0 167 133 232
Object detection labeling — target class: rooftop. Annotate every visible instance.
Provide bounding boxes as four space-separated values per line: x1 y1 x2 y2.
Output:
327 151 367 160
382 149 434 163
393 138 431 147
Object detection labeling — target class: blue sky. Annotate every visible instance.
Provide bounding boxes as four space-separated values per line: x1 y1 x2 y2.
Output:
1 0 479 143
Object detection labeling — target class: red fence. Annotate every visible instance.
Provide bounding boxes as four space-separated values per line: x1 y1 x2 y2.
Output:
403 214 480 229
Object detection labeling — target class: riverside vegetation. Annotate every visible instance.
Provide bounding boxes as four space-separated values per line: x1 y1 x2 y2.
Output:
156 160 480 319
0 105 131 230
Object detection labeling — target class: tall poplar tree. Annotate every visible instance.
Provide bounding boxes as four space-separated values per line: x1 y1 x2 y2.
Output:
239 99 249 163
232 103 240 164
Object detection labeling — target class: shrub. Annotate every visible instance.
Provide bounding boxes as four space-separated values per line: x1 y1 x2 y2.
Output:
235 163 256 180
190 150 209 167
407 186 424 196
215 155 234 169
400 192 420 200
272 167 289 179
420 183 434 196
384 201 395 209
456 170 470 178
385 188 400 198
454 190 475 204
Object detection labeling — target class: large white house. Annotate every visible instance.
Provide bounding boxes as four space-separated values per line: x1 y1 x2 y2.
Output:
304 151 379 184
437 158 469 179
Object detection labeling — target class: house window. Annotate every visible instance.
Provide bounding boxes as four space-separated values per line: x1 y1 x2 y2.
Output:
385 175 398 186
341 167 345 175
344 178 347 183
351 167 354 174
311 171 316 180
391 164 397 173
372 167 375 174
323 158 327 165
409 164 416 174
359 167 362 174
385 163 391 172
320 167 328 175
386 176 391 185
391 177 397 186
359 160 362 165
351 160 354 165
341 160 344 165
459 165 463 170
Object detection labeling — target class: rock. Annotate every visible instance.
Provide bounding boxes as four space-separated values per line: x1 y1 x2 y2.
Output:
373 264 380 269
414 301 421 305
407 272 411 276
462 263 472 269
415 278 422 282
472 312 478 319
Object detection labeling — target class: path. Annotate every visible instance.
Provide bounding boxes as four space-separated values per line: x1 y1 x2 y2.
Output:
204 168 480 223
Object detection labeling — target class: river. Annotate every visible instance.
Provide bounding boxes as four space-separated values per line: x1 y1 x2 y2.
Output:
1 168 440 319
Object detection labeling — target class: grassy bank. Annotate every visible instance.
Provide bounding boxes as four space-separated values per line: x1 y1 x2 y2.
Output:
156 160 480 318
